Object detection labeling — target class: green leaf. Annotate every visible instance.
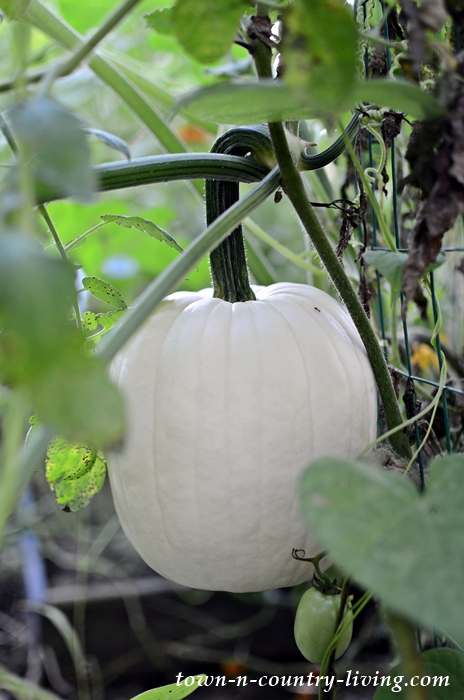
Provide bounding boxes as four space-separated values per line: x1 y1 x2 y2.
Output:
354 79 443 121
172 0 248 64
85 128 131 161
82 311 98 330
0 234 79 384
8 96 95 201
35 357 125 448
363 249 447 303
282 0 358 113
45 437 106 512
179 77 442 126
362 250 407 303
177 81 316 125
95 310 125 331
299 455 464 646
0 0 30 20
144 7 175 35
85 311 126 347
374 649 464 699
82 276 127 309
100 214 183 253
131 675 207 700
0 234 124 447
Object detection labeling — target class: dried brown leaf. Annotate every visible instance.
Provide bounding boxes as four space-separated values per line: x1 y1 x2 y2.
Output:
335 216 352 261
399 0 428 79
402 54 464 315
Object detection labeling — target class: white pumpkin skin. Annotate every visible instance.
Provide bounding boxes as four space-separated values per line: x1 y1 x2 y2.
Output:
108 282 377 592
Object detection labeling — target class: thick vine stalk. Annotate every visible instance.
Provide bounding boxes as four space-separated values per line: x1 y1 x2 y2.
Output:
251 26 411 461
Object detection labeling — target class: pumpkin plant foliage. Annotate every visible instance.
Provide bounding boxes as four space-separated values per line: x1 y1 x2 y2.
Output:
299 454 464 647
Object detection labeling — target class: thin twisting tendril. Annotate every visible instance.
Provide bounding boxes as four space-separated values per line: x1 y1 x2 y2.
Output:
362 122 387 184
356 0 376 74
389 40 408 78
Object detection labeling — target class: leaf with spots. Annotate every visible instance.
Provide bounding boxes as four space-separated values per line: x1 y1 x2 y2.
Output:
100 215 183 253
46 437 107 512
85 311 126 349
82 311 98 331
82 276 127 310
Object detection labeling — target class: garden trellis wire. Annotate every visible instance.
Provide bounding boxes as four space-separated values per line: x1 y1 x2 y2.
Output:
354 0 463 488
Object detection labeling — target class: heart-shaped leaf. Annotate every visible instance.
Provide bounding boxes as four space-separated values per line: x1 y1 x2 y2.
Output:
299 455 464 646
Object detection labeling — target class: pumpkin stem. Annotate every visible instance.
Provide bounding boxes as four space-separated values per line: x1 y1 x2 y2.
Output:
208 179 255 302
207 127 274 302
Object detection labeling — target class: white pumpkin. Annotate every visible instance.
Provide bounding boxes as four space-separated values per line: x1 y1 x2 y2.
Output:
108 282 377 592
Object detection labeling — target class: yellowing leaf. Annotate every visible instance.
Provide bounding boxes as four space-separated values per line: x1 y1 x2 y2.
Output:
410 343 439 373
46 437 107 512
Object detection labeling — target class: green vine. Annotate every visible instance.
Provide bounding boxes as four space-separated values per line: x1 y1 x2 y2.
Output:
250 23 411 461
